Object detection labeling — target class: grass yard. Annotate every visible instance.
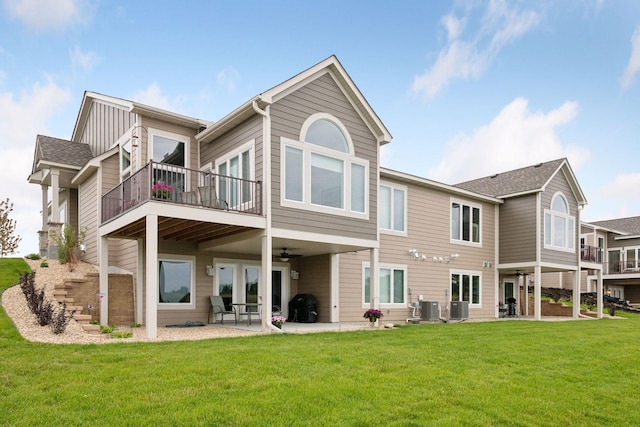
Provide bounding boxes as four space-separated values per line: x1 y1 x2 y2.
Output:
1 258 640 426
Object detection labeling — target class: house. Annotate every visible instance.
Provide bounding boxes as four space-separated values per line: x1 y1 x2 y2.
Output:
580 217 640 305
27 56 605 338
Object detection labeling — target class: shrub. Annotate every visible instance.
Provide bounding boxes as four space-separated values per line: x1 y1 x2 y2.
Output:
50 224 85 272
26 253 41 260
608 304 617 317
100 325 117 334
110 331 133 339
50 304 71 334
34 293 54 326
40 261 48 268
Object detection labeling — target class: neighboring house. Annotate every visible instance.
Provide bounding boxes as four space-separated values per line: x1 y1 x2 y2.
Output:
27 56 606 338
581 217 640 304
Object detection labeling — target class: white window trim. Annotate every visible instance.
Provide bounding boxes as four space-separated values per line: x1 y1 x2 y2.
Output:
280 136 369 219
158 254 196 310
379 181 407 236
450 198 482 247
450 269 482 308
544 192 576 253
148 128 190 168
361 262 407 308
120 138 132 181
214 139 255 180
299 112 355 154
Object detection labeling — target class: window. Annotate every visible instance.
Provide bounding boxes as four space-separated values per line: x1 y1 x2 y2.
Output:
281 113 368 218
149 129 190 199
158 255 195 308
363 265 406 305
379 183 406 233
451 271 481 306
120 139 132 180
215 140 255 209
451 200 481 244
544 193 575 251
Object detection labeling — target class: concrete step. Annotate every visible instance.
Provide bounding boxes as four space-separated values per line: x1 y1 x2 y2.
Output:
73 314 92 324
52 289 67 297
82 324 100 335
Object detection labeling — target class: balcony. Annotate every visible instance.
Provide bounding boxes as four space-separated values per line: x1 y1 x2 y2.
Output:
580 244 603 263
101 161 262 224
604 261 640 275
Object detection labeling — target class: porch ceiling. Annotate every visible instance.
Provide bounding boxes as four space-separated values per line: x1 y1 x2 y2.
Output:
107 217 255 244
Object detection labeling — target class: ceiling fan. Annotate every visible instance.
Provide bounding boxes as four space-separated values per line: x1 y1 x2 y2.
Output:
515 270 523 277
277 248 301 262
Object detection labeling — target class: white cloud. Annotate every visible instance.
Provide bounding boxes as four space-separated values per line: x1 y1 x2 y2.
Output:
0 78 71 255
2 0 91 31
216 67 240 93
132 83 172 111
70 46 100 72
412 1 541 100
428 97 589 184
620 26 640 90
583 172 640 221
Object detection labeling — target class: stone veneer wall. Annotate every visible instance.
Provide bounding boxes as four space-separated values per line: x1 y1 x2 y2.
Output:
65 273 134 325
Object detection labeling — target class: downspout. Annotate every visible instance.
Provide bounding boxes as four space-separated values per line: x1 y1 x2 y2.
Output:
253 99 273 332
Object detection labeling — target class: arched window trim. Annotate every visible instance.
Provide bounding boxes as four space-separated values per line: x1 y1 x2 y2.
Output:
544 191 575 253
551 192 570 215
299 113 354 155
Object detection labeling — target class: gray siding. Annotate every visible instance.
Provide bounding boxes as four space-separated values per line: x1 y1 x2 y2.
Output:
340 178 498 322
79 172 98 265
79 100 135 156
540 171 580 266
200 114 263 181
297 254 331 323
270 73 378 241
499 195 537 264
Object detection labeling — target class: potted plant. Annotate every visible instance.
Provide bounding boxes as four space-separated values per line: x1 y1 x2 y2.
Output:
271 315 286 329
152 182 174 200
363 308 383 326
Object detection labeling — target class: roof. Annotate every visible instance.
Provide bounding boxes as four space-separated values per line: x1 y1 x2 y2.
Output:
454 158 587 206
32 135 94 173
587 217 640 236
380 168 503 205
197 55 392 144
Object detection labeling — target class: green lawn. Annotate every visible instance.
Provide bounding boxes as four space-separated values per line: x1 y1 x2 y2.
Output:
1 258 639 426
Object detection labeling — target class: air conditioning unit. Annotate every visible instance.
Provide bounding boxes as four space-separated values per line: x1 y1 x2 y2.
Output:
421 301 439 321
450 301 469 320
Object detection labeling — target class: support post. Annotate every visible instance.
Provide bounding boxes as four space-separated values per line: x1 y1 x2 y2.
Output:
534 265 542 320
99 236 109 325
145 215 158 338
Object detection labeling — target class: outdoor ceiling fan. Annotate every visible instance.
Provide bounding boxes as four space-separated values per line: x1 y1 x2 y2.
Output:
515 270 523 277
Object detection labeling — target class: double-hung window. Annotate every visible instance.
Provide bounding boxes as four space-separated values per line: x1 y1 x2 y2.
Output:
544 192 575 251
281 113 368 218
379 183 406 234
451 271 481 306
451 199 481 244
363 265 406 306
158 254 195 309
214 140 255 209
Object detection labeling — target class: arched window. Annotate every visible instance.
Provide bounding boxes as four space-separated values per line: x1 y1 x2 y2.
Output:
544 192 575 251
281 113 367 218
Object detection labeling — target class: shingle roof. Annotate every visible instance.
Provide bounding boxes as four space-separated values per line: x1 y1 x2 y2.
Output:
454 158 566 198
588 217 640 235
33 135 94 172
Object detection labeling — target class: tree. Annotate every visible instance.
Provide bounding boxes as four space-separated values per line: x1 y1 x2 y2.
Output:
0 198 21 257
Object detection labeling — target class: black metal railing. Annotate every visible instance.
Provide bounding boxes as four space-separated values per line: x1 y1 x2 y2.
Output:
604 261 640 275
101 161 262 223
580 244 603 263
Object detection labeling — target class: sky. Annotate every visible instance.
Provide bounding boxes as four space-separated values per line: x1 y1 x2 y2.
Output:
0 0 639 256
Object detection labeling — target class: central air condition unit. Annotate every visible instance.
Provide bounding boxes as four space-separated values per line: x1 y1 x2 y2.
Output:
450 301 469 320
421 301 439 321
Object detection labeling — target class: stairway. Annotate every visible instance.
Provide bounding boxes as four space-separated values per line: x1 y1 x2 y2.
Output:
52 277 101 335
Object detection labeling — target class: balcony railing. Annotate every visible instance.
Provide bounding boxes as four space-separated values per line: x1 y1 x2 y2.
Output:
580 244 603 263
604 261 640 275
101 161 262 224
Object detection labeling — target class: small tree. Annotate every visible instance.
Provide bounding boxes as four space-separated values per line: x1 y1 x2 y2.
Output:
50 224 85 272
0 198 21 257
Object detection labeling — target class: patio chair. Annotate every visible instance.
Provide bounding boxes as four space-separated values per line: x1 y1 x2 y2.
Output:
208 295 237 324
198 186 229 210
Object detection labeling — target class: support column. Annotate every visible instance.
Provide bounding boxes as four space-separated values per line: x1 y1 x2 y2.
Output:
534 265 542 320
261 234 272 330
50 169 60 223
330 254 339 323
99 236 109 325
596 269 603 319
136 238 144 324
145 215 158 338
41 185 48 230
572 270 580 319
370 248 380 325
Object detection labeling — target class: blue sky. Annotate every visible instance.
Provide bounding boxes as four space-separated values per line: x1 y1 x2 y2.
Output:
1 0 639 256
